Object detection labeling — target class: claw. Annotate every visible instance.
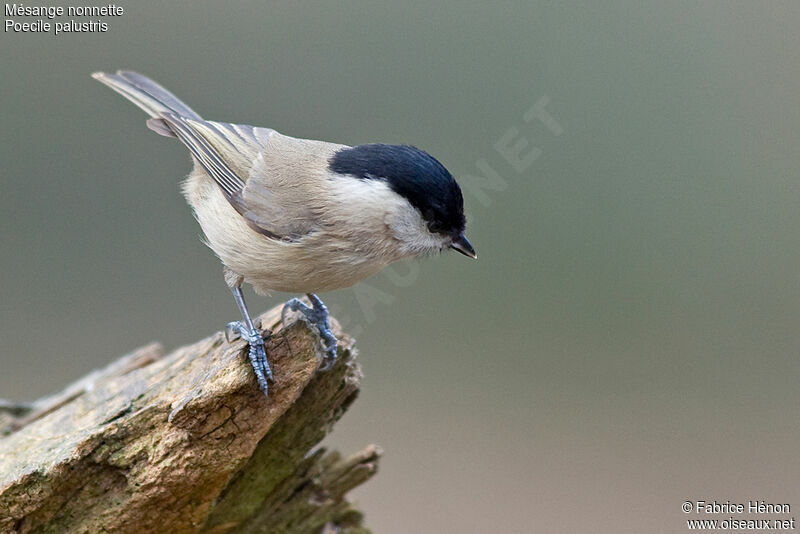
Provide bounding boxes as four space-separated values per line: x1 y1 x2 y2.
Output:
281 297 303 327
227 320 273 396
225 321 242 342
282 294 338 371
227 284 274 398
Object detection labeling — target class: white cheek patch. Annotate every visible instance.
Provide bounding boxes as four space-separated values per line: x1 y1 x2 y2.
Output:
328 174 449 258
386 200 449 256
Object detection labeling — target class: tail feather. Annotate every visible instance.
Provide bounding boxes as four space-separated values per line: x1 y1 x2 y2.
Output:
92 70 203 121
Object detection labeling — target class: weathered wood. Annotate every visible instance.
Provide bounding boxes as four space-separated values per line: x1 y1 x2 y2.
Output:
0 304 379 534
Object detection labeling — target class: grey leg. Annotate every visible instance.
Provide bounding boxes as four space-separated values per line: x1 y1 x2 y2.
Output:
282 293 337 371
225 285 272 396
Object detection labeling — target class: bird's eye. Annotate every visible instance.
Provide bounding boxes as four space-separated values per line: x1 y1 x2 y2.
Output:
427 220 443 233
424 209 443 233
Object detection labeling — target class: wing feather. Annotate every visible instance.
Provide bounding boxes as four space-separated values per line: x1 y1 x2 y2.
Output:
160 113 245 199
93 70 345 242
164 116 344 241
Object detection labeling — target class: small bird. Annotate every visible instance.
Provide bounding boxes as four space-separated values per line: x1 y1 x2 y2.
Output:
92 71 476 398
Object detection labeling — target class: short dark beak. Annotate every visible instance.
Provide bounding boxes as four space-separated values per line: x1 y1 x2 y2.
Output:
450 233 477 259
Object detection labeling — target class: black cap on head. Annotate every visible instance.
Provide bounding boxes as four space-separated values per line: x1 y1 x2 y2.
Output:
329 144 466 236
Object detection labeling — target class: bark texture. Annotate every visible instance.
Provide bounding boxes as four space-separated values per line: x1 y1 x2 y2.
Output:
0 304 379 534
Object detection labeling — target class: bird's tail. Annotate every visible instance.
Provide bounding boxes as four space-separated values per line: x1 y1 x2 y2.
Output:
92 70 203 121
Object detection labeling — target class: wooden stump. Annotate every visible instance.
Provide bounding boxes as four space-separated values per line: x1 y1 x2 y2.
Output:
0 304 379 534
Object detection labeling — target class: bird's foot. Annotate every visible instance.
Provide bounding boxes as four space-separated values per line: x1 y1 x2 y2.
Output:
226 321 272 396
282 294 338 371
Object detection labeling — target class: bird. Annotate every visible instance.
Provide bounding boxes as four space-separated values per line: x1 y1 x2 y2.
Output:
92 70 476 398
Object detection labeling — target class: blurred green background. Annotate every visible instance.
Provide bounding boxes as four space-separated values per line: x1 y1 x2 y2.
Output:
2 2 799 532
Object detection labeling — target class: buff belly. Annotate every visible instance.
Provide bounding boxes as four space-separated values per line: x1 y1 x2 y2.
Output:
181 171 390 294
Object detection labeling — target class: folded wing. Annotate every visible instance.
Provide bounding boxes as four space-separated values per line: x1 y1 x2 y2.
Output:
94 70 342 241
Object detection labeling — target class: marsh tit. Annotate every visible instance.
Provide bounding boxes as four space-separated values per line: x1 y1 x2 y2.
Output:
92 71 476 398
